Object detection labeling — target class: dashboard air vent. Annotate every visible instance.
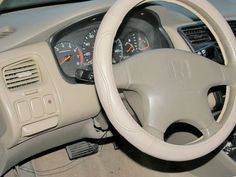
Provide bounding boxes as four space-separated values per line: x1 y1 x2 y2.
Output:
180 24 211 45
3 59 41 90
228 20 236 37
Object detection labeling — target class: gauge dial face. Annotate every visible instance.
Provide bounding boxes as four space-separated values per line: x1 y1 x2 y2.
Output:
123 31 150 58
138 32 150 52
123 32 139 58
54 41 83 77
82 28 97 66
54 31 150 79
83 28 124 65
112 39 123 64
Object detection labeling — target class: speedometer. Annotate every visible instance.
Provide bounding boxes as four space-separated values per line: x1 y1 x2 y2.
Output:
82 28 97 65
112 39 123 64
82 28 124 65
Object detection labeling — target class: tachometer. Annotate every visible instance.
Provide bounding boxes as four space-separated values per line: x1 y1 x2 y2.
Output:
54 41 83 77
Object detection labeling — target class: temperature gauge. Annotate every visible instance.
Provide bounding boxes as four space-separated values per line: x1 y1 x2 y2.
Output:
123 31 150 58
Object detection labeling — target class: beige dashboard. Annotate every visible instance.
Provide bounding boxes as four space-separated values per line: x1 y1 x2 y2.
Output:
0 1 194 149
0 0 235 176
0 42 100 148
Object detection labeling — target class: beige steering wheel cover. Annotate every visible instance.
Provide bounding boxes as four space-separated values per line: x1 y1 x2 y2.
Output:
93 0 236 161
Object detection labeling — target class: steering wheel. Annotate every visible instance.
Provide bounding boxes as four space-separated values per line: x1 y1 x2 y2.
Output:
93 0 236 161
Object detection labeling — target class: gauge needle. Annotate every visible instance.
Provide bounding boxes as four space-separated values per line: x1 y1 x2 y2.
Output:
125 42 134 53
126 47 132 53
60 55 72 65
77 49 84 64
126 46 133 53
139 46 149 51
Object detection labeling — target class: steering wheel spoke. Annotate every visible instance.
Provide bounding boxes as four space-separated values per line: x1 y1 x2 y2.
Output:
136 87 214 135
113 61 131 89
221 65 236 86
196 61 226 89
115 49 227 92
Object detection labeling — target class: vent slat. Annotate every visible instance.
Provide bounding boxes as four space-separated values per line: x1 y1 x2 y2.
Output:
6 74 39 84
3 59 41 90
180 24 211 45
7 78 40 88
180 21 236 48
7 80 39 90
5 71 38 80
6 60 36 68
5 62 36 71
5 65 37 75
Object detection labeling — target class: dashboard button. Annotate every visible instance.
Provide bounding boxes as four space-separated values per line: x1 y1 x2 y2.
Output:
43 95 57 114
30 98 44 118
16 101 31 123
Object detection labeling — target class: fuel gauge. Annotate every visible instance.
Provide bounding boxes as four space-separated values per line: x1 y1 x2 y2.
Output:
138 33 150 51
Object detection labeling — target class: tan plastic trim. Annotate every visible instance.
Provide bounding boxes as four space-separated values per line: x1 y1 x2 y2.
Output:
0 42 100 148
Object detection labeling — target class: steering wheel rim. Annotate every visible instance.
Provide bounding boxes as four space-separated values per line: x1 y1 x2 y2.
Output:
93 0 236 161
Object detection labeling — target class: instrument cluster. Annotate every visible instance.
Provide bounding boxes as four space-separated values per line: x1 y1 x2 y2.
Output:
51 9 172 83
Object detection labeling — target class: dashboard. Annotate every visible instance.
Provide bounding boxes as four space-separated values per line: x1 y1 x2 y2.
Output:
50 9 172 83
0 0 236 176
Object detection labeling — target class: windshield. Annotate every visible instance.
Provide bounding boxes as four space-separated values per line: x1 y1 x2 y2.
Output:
0 0 90 13
0 0 235 14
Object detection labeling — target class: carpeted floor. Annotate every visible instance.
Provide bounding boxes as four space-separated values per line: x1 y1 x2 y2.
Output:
24 143 195 177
